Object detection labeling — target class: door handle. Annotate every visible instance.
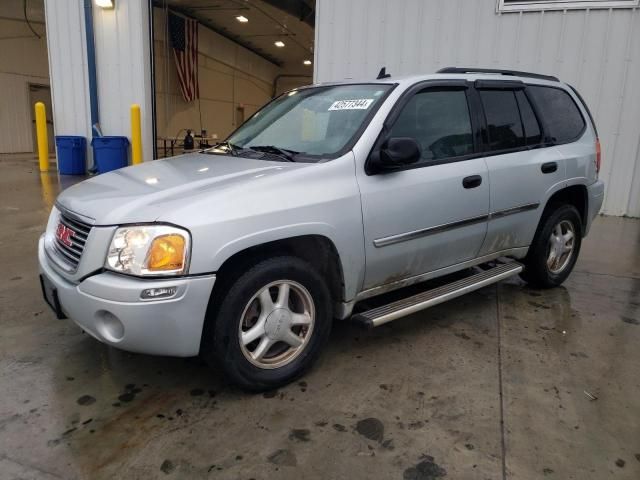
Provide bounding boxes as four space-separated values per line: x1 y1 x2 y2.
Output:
541 162 558 174
462 175 482 189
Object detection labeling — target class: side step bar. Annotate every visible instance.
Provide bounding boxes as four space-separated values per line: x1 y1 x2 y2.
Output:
352 262 523 328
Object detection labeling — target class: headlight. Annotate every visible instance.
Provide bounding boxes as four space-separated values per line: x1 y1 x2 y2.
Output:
106 225 190 276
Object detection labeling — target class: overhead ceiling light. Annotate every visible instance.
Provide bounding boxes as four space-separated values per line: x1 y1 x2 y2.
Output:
274 41 285 48
94 0 114 8
236 15 248 23
303 59 312 65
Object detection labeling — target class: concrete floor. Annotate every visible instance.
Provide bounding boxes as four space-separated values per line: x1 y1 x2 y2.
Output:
1 159 639 480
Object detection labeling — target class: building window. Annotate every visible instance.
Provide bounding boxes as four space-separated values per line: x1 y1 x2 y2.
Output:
497 0 639 12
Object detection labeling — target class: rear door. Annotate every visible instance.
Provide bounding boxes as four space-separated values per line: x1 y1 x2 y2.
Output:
476 81 569 255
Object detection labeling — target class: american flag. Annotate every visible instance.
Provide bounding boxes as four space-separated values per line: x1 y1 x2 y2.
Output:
169 12 199 102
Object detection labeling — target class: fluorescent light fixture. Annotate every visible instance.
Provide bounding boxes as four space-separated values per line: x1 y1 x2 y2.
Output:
274 40 285 48
236 15 248 23
303 59 312 65
94 0 114 8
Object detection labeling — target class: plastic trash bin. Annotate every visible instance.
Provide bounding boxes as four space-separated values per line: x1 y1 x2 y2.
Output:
55 136 86 175
91 136 130 174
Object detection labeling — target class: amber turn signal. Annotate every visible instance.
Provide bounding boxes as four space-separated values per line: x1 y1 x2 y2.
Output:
146 234 186 272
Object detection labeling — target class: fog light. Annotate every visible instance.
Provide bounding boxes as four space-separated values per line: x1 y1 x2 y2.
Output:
96 310 124 341
141 286 177 300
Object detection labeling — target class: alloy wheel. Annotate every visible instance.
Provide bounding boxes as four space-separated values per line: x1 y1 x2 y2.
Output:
238 280 315 369
547 220 576 274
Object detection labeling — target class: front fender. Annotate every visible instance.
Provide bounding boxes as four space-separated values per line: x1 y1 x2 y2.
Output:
167 154 365 301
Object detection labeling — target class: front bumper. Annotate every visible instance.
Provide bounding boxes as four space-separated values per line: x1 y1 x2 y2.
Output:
585 180 605 236
38 236 216 357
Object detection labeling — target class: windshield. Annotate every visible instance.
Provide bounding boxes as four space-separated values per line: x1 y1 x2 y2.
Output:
225 84 393 159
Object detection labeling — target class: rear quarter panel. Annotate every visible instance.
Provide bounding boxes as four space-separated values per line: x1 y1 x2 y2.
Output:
562 85 599 187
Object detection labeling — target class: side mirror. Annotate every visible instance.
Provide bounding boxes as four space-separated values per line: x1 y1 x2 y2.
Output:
377 137 421 170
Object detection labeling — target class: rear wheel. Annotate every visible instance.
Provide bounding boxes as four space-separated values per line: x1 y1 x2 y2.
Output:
203 256 332 391
520 204 582 288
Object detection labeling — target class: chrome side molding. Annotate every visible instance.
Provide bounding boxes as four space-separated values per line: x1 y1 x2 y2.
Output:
373 214 488 248
373 203 539 248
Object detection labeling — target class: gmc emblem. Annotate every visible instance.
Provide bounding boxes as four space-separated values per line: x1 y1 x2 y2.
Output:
55 223 75 247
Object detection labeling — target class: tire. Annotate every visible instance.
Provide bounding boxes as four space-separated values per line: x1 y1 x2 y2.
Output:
520 204 582 288
203 256 332 391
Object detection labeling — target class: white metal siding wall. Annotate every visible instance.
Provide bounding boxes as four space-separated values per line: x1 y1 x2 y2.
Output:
44 0 91 141
0 15 50 154
44 0 153 163
93 2 153 159
0 74 47 153
315 0 640 217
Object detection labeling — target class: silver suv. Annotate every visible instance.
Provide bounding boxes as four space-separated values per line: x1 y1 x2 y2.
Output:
39 67 604 390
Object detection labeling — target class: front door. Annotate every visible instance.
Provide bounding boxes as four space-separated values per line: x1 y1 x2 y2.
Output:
357 83 490 290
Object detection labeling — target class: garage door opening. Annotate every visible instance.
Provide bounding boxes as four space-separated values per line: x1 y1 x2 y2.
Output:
152 0 315 158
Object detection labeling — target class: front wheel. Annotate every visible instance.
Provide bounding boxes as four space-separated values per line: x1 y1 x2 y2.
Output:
520 204 582 288
204 256 332 391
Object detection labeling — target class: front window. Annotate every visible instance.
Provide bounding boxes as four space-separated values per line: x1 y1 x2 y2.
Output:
222 84 393 160
389 88 474 164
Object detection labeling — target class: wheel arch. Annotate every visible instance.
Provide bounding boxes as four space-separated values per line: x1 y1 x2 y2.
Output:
541 184 588 235
207 234 347 317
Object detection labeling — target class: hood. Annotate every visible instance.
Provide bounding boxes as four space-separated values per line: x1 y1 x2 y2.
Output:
56 152 309 225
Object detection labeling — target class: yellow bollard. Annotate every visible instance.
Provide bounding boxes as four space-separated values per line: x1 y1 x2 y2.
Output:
39 172 55 210
131 104 142 165
35 102 49 172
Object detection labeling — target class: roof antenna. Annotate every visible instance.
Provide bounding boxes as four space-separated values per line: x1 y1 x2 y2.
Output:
376 67 391 79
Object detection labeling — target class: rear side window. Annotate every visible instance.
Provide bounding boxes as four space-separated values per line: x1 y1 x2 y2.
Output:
389 89 474 163
527 86 585 144
479 90 525 151
515 90 542 146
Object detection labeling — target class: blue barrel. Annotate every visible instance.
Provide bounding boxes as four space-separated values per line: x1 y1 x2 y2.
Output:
55 136 86 175
91 136 130 174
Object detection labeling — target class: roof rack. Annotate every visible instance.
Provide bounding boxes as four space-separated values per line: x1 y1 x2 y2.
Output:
437 67 559 82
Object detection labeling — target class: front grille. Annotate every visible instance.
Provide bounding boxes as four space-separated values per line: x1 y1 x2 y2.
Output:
52 212 92 271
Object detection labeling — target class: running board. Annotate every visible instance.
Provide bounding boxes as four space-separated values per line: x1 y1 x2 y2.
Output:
352 262 523 328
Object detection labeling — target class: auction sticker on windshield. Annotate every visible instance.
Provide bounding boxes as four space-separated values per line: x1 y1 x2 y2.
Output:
328 99 374 111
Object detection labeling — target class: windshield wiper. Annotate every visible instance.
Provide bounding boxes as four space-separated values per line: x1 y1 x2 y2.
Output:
204 141 242 156
249 145 299 162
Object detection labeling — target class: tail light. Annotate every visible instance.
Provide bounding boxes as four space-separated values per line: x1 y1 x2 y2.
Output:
595 138 601 173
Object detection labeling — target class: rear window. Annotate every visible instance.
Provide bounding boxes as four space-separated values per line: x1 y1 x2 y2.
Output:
527 86 585 144
479 90 525 151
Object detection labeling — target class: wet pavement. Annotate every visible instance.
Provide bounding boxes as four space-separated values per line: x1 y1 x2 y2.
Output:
0 159 639 479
